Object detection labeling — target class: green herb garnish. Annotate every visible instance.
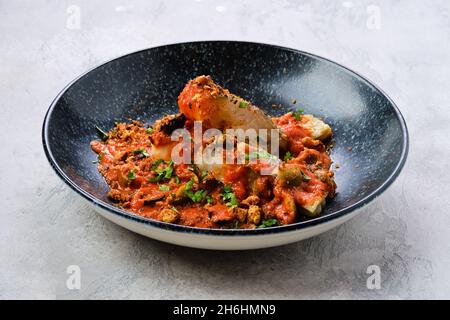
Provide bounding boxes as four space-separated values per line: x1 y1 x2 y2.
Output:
163 161 174 179
146 127 154 134
170 206 179 213
151 159 165 170
184 178 194 191
238 101 248 108
284 151 293 161
127 169 136 180
292 108 304 121
149 160 175 182
221 185 239 208
190 190 208 203
95 126 110 141
206 195 213 204
257 219 278 229
183 178 208 203
133 148 149 157
159 185 170 191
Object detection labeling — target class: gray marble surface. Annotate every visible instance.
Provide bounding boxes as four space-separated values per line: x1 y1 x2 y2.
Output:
1 0 449 299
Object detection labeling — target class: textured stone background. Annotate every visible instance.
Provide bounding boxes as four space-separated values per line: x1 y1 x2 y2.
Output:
1 0 449 299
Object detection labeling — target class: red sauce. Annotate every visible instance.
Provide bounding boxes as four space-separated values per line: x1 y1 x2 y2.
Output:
91 111 336 229
223 165 248 201
273 113 312 155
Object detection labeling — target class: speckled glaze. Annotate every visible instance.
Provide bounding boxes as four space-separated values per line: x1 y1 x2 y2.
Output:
42 41 408 249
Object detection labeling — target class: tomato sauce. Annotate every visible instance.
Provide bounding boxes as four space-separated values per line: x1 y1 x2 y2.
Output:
91 111 336 229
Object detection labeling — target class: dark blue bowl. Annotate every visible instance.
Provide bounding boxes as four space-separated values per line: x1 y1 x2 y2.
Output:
42 41 408 238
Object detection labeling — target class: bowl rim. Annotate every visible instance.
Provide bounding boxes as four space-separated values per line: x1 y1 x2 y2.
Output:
42 40 409 236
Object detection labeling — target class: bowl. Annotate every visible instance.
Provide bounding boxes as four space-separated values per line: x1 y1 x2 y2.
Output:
42 41 408 250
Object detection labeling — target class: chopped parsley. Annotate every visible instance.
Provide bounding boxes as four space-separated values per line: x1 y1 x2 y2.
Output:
95 126 109 141
127 169 136 180
151 159 165 170
190 190 208 203
159 185 170 191
133 148 149 157
184 178 194 191
292 108 304 121
239 101 248 108
221 185 239 208
183 178 208 203
284 151 293 161
206 195 213 204
149 160 175 182
257 219 278 229
145 127 154 134
170 206 179 213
